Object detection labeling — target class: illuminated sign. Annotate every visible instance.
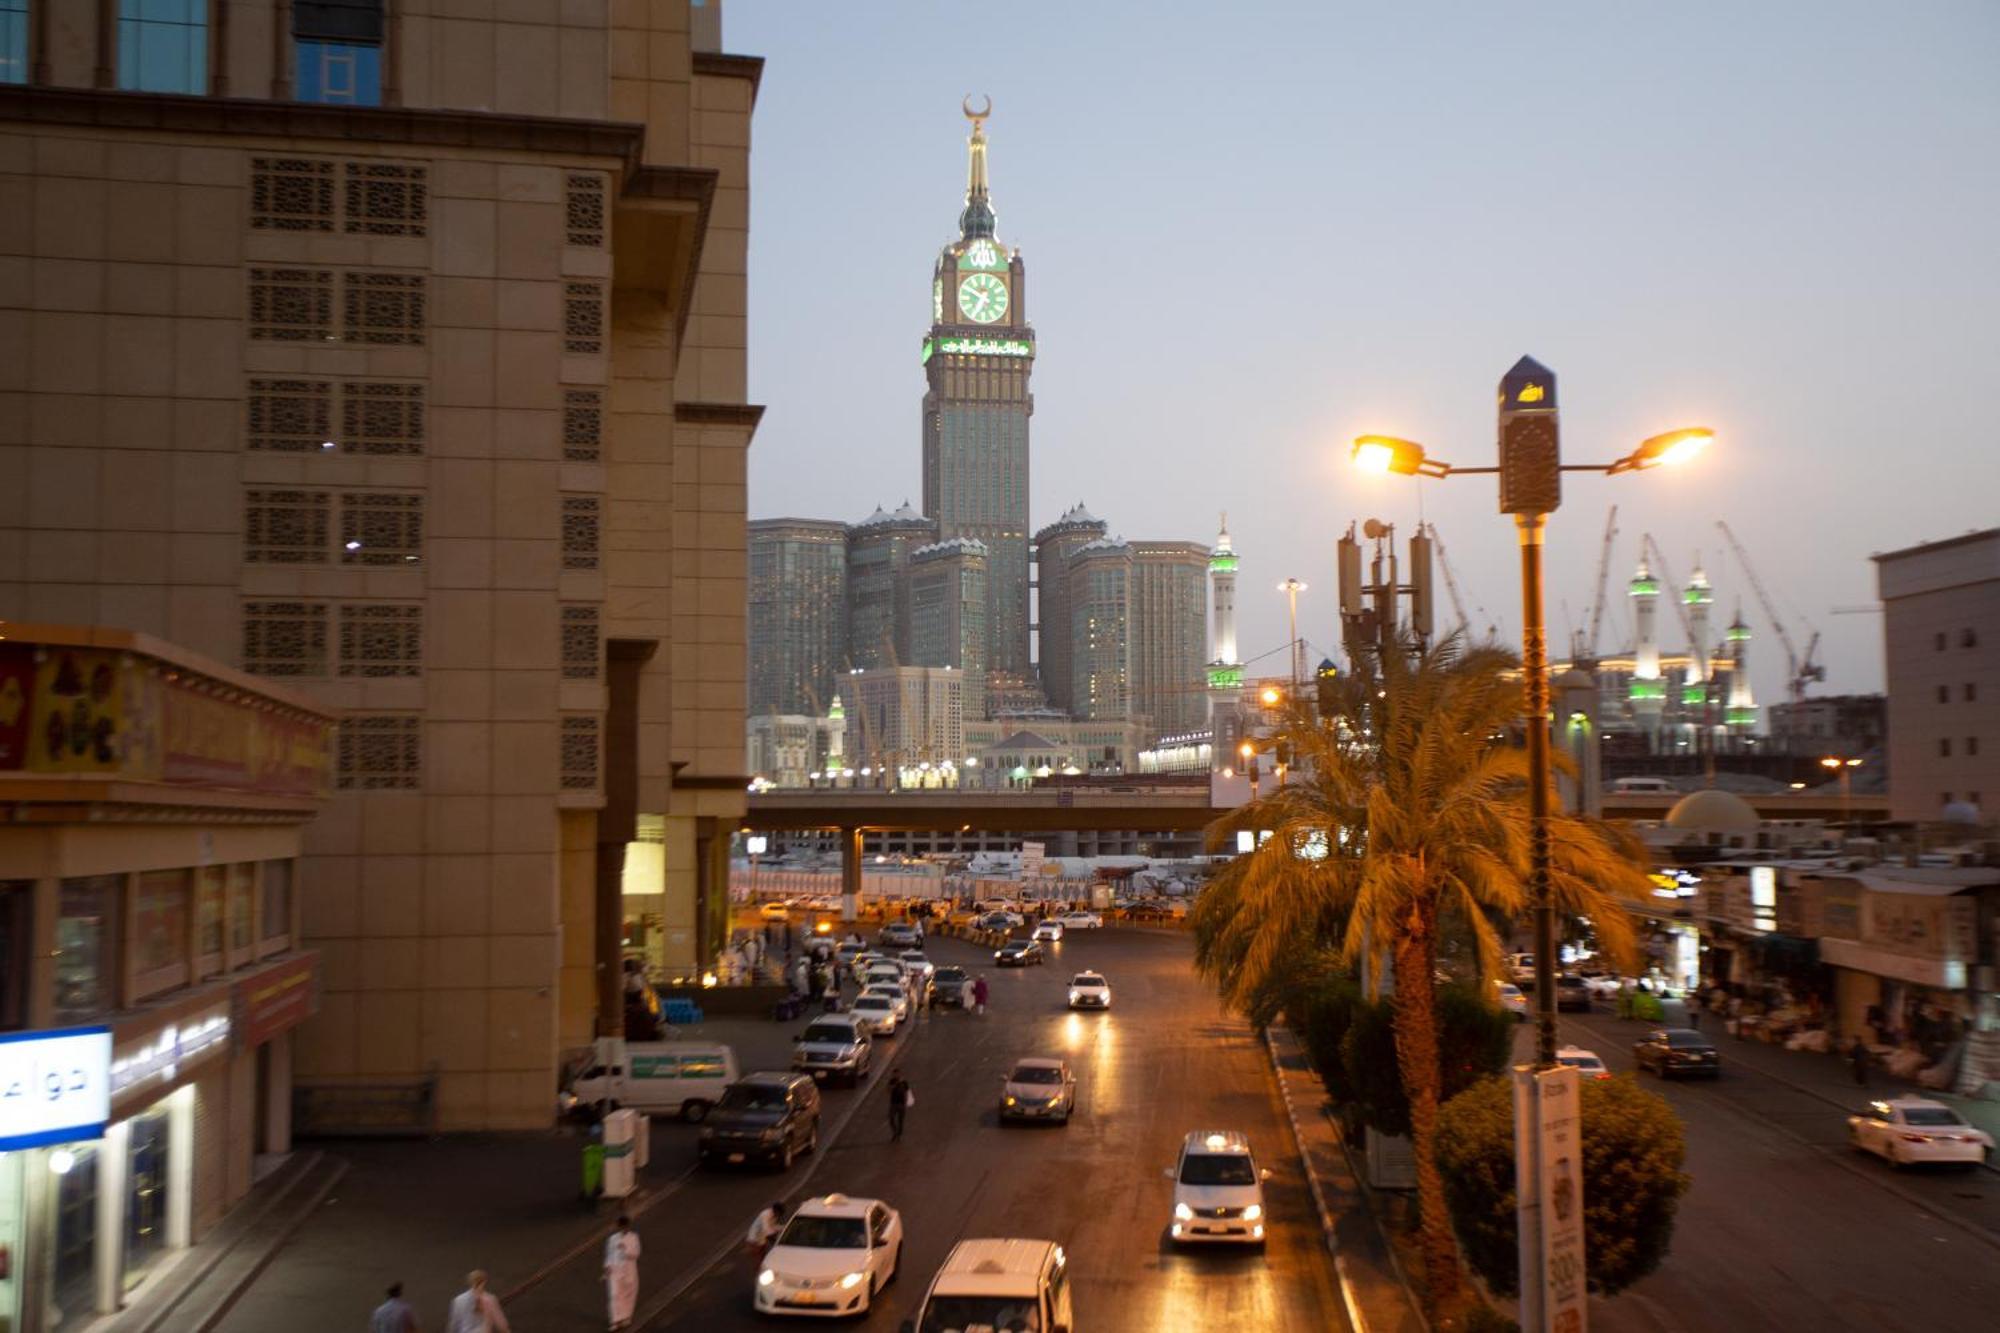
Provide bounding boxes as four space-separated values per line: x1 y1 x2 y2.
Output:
935 337 1033 358
111 1011 230 1097
958 239 1005 270
1628 679 1666 701
1208 554 1238 572
1749 866 1777 933
1516 382 1545 404
1207 666 1243 689
0 1027 112 1151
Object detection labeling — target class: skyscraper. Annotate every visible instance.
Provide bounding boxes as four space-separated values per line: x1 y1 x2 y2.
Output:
909 538 990 716
922 100 1034 683
1068 537 1132 720
1034 503 1109 712
749 519 849 715
1129 541 1211 736
846 503 937 670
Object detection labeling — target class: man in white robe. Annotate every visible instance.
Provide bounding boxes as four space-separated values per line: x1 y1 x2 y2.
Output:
604 1215 642 1330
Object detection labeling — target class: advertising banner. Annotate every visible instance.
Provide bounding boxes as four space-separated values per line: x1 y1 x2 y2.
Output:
0 1026 113 1151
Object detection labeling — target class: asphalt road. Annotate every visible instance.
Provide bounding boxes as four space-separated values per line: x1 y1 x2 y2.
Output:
605 926 1350 1331
1542 1006 2000 1332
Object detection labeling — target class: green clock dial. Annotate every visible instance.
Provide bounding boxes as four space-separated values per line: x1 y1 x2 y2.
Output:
933 278 943 322
957 272 1009 324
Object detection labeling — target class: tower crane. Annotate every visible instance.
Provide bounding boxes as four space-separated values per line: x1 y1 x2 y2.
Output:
1575 505 1619 663
1716 520 1825 704
1642 533 1700 652
1423 524 1479 640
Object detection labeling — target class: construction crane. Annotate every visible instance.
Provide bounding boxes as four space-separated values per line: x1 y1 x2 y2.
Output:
1642 533 1700 653
1716 520 1826 704
1423 523 1476 640
1575 505 1619 663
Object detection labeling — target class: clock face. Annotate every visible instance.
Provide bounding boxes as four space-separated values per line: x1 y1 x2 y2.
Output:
957 272 1009 324
933 278 943 323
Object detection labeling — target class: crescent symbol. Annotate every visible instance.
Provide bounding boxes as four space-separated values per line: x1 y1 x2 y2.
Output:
962 94 992 121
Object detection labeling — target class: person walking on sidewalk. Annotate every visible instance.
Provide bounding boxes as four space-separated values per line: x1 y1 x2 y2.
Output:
746 1201 788 1257
971 974 989 1016
603 1214 642 1331
444 1271 509 1333
1849 1036 1871 1087
887 1071 912 1142
371 1282 419 1333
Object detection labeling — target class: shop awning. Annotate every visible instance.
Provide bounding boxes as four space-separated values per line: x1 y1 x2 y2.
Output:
1851 869 2000 897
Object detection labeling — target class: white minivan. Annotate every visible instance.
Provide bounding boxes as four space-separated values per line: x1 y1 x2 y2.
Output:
560 1038 739 1121
900 1238 1074 1333
1166 1130 1270 1245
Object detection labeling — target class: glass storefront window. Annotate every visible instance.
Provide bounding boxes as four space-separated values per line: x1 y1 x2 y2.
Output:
53 1144 99 1326
133 870 191 998
261 861 293 945
57 876 122 1019
196 867 226 977
0 881 30 1030
124 1110 171 1290
229 864 255 961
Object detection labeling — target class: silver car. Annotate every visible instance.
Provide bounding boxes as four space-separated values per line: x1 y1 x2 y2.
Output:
1001 1057 1076 1124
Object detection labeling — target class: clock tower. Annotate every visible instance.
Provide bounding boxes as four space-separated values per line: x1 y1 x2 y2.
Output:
921 98 1035 691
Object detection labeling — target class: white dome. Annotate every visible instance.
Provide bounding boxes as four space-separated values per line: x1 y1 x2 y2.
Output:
1665 788 1760 834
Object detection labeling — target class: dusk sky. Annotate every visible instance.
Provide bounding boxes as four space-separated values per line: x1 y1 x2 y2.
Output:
729 1 1999 705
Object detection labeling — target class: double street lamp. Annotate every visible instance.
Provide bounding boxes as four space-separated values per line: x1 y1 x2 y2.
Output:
1821 755 1863 825
1353 356 1713 1068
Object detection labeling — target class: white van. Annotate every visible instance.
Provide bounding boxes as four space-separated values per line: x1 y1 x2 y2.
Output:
900 1238 1074 1333
560 1037 739 1121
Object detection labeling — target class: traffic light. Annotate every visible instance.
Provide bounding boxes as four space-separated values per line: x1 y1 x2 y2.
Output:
1316 659 1339 714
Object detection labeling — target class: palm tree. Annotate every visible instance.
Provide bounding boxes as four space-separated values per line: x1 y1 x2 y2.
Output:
1194 636 1652 1311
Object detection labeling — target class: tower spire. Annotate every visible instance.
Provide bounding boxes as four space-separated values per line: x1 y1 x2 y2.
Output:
959 95 996 239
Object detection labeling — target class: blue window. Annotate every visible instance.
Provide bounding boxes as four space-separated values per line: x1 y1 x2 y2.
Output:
0 0 27 87
296 40 380 105
118 0 208 95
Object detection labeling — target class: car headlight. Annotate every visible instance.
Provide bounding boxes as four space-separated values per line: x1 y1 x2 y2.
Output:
839 1271 866 1290
1069 990 1081 1002
1005 1095 1018 1106
1242 1204 1263 1222
758 1127 783 1141
1174 1202 1194 1221
758 1269 776 1287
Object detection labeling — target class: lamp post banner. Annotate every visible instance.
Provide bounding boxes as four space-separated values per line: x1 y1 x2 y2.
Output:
1536 1063 1587 1332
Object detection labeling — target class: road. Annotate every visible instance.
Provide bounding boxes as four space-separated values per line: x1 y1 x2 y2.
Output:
626 926 1349 1330
1543 1005 2000 1332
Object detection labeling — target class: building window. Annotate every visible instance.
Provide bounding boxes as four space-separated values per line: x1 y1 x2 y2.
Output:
1941 738 1952 758
55 876 120 1019
344 161 426 235
561 605 600 679
338 603 422 677
118 0 207 95
195 867 225 977
561 495 601 570
0 0 25 87
560 716 600 791
342 271 426 345
243 600 331 675
132 869 191 999
339 492 424 564
261 860 294 943
1938 685 1950 705
294 0 383 104
563 281 606 355
1969 683 1979 703
0 881 32 1030
1942 791 1953 806
1971 737 1981 757
338 714 421 789
228 864 255 958
247 378 335 451
245 489 332 564
249 268 335 341
250 156 337 231
339 380 426 454
1965 628 1979 648
124 1108 172 1287
1936 632 1947 652
565 173 608 247
562 388 603 462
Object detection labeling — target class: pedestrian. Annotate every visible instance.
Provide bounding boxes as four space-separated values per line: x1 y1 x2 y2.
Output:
1685 999 1699 1032
603 1214 642 1331
444 1270 509 1333
887 1071 912 1142
745 1201 787 1257
972 974 989 1016
370 1282 420 1333
1849 1036 1871 1087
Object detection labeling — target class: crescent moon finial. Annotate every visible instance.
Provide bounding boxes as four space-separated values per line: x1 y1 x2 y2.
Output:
962 94 992 125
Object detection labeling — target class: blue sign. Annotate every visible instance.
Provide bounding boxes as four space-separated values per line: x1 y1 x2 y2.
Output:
0 1026 112 1151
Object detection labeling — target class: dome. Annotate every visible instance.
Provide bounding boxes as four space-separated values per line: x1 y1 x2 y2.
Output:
1665 789 1761 834
1941 800 1983 825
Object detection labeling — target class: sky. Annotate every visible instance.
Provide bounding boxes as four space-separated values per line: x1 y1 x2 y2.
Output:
725 0 2000 705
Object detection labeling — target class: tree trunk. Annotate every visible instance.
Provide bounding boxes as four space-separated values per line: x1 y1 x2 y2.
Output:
1392 899 1461 1311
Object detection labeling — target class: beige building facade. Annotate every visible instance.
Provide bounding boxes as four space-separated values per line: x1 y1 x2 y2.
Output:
1875 528 2000 822
0 2 759 1129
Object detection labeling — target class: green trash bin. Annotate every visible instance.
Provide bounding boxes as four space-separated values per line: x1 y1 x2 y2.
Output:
582 1141 606 1200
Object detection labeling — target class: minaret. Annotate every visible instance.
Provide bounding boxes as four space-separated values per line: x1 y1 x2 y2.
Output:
1724 612 1757 734
1683 563 1713 700
1628 559 1664 743
1211 513 1238 667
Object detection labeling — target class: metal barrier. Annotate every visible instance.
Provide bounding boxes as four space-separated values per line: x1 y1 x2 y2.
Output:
294 1070 440 1139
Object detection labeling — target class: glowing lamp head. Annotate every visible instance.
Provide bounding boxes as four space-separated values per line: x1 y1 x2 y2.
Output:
1260 687 1282 706
1614 427 1715 474
1238 742 1254 760
1350 435 1432 476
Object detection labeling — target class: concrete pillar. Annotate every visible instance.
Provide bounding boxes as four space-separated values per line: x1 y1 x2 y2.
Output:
165 1087 193 1249
262 1032 293 1156
94 1120 129 1314
841 827 862 922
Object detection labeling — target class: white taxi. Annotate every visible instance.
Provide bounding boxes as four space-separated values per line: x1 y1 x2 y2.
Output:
755 1193 904 1317
1848 1096 1993 1169
1166 1130 1271 1245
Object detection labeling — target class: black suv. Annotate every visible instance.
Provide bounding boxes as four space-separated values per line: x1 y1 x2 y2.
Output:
1633 1028 1721 1080
932 965 972 1008
698 1072 822 1170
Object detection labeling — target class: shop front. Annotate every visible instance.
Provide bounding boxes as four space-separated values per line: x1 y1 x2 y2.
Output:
0 1026 113 1333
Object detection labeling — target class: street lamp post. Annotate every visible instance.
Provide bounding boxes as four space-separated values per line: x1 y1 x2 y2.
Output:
1353 357 1713 1069
1278 578 1309 693
1821 755 1862 825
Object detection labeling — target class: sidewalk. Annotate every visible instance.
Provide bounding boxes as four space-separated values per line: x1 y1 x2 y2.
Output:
1267 1024 1429 1333
1657 999 2000 1161
211 1016 807 1333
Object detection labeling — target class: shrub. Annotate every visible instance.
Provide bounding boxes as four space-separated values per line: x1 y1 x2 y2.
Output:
1295 971 1362 1094
1433 1075 1690 1296
1335 984 1517 1137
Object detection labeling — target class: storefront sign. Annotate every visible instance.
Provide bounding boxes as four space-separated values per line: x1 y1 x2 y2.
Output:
0 646 32 768
1749 867 1777 934
234 954 318 1048
110 1011 231 1098
162 675 331 796
0 1027 112 1151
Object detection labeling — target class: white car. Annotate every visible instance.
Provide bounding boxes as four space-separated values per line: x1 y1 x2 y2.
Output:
1496 982 1529 1021
898 951 936 984
1555 1045 1611 1081
1848 1096 1994 1169
1578 971 1625 998
1057 911 1103 930
755 1193 904 1317
1068 972 1111 1010
1032 920 1065 943
849 992 900 1037
1168 1130 1270 1244
859 982 909 1025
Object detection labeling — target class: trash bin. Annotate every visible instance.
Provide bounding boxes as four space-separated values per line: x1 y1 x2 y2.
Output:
581 1141 605 1200
632 1110 652 1170
602 1107 638 1198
